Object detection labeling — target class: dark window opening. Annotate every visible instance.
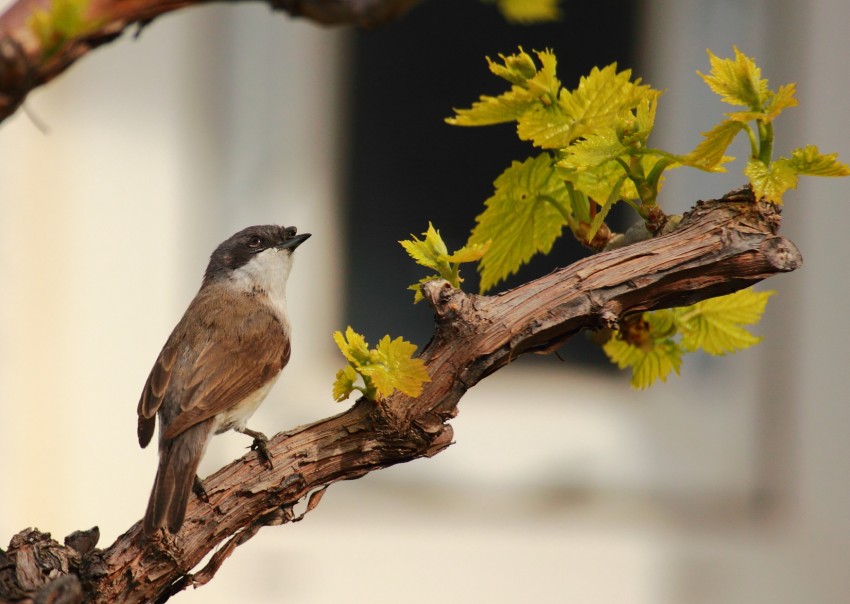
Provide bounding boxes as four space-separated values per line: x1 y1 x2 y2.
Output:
343 0 637 367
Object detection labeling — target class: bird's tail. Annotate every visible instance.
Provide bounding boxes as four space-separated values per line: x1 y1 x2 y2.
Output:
143 421 212 535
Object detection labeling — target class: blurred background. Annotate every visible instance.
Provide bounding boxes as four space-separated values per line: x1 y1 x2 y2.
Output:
1 0 849 602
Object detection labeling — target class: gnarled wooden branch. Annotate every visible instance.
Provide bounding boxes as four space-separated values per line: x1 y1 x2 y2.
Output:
0 0 420 124
0 187 802 603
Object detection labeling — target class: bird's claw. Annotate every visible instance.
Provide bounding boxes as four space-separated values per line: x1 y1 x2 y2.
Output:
192 475 210 503
250 435 274 470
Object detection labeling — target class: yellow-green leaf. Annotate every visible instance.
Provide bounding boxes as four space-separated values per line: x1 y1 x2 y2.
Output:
676 288 774 355
496 0 561 23
559 64 660 142
681 119 744 171
619 97 658 146
647 309 678 338
487 48 537 85
525 49 560 98
557 159 635 207
400 222 448 270
28 0 101 58
699 47 770 110
788 145 850 177
558 128 627 170
763 83 798 121
445 240 491 263
723 82 798 127
333 329 430 402
516 104 574 149
333 326 371 366
360 336 430 399
449 54 658 151
469 154 571 292
447 87 537 127
447 49 558 127
744 158 798 203
402 224 489 302
332 365 360 402
603 336 682 390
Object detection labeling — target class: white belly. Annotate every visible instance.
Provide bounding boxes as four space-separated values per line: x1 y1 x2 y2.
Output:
213 376 278 434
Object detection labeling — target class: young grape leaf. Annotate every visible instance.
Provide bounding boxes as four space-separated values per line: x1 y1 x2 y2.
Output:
447 49 559 127
558 128 627 170
446 90 537 126
332 328 430 402
619 97 658 146
495 0 561 23
516 104 574 149
745 145 850 203
399 222 449 270
487 47 538 85
517 64 659 150
676 288 774 355
446 241 490 263
332 365 360 402
744 158 798 203
726 83 799 124
604 333 683 390
450 52 659 154
360 336 431 399
604 290 772 387
333 327 371 366
556 159 634 209
788 145 850 177
680 120 744 171
401 223 489 302
28 0 101 58
469 154 571 292
763 83 799 120
699 47 770 110
558 64 660 142
525 49 560 98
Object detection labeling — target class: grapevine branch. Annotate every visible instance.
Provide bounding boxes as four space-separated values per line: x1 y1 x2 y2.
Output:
1 187 802 603
0 0 420 124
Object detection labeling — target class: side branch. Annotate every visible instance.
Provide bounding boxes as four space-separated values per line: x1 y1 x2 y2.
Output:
0 188 802 604
0 0 420 124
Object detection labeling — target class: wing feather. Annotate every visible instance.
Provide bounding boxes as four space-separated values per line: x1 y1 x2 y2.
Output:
137 286 290 446
137 337 179 447
162 298 289 440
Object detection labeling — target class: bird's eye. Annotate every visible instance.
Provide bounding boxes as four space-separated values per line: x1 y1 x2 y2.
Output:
247 236 263 249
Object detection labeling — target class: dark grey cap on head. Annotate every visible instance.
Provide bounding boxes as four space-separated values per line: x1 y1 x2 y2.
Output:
204 225 311 282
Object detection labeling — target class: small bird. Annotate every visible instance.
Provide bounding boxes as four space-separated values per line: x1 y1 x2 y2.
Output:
137 225 310 535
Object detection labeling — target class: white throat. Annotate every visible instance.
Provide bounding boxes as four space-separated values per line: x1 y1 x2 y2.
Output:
230 247 294 321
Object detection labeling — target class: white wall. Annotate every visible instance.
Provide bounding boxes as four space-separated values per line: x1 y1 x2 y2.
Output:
0 0 345 555
641 1 850 602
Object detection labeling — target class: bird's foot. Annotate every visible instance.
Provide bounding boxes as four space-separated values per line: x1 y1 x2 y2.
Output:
251 435 274 469
192 475 209 503
238 427 274 469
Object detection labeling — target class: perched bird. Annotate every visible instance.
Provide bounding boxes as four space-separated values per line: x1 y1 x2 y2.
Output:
137 224 310 535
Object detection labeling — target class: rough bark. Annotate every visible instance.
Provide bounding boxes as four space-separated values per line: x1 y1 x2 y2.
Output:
0 187 802 603
0 0 420 124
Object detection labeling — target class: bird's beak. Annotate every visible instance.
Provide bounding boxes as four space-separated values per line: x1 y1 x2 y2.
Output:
277 233 311 250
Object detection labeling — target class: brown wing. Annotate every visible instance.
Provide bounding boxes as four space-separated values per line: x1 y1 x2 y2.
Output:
137 284 290 446
137 336 179 447
161 324 289 440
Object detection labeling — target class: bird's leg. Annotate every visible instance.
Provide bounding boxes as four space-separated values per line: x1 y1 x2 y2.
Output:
236 426 274 469
192 475 209 503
